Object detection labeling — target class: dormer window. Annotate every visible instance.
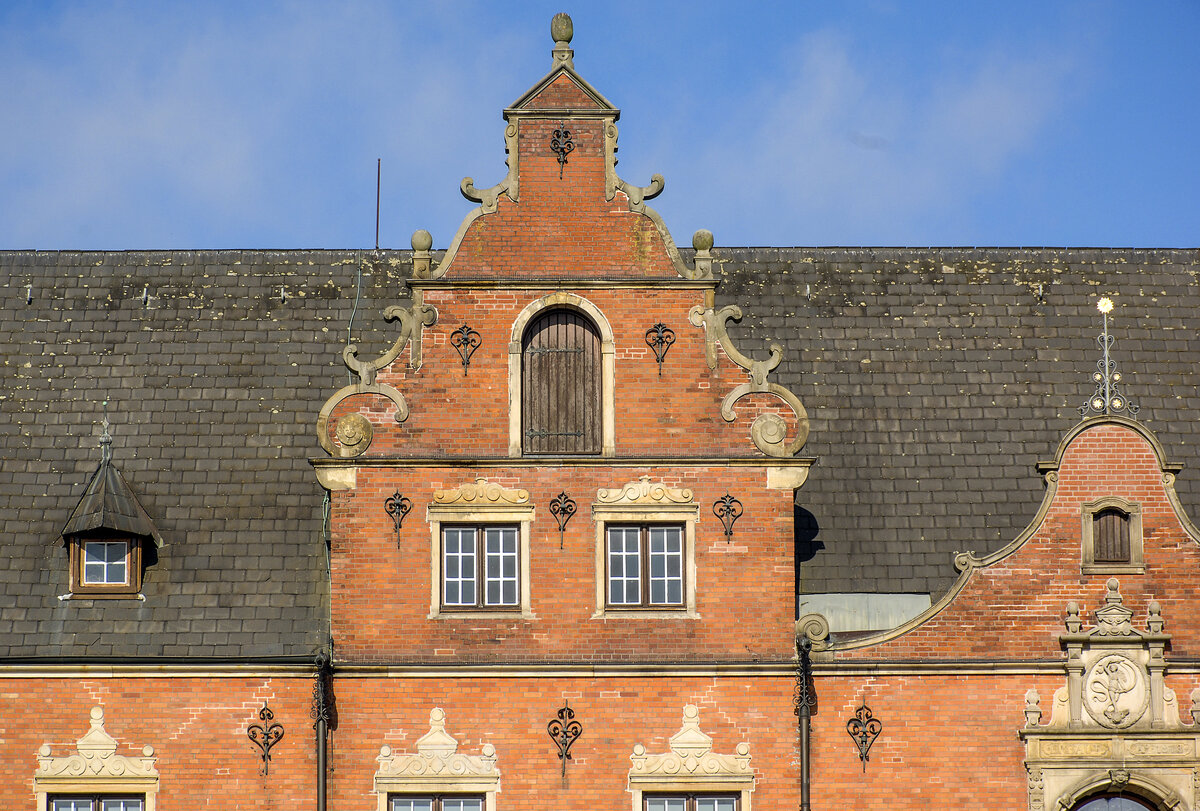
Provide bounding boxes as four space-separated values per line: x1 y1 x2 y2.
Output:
61 415 163 599
1081 497 1143 575
69 535 143 597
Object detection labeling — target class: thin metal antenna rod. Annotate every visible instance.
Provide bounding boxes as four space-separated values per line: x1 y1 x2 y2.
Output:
375 158 381 252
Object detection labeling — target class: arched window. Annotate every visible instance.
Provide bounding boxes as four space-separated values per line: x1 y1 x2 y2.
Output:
521 308 601 454
1073 795 1155 810
1093 508 1131 562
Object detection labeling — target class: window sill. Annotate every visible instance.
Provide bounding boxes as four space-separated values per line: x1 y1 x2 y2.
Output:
60 591 146 601
591 608 700 620
1081 563 1145 576
429 609 535 620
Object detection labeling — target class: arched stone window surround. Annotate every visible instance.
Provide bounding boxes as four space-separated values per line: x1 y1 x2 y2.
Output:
1081 495 1144 575
1058 772 1179 810
508 292 615 457
34 706 159 811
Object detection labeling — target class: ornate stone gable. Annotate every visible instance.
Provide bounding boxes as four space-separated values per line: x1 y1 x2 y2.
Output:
1021 580 1200 810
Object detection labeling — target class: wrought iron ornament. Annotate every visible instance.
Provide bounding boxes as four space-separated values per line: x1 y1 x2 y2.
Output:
548 492 577 549
1079 297 1138 418
846 702 882 772
712 494 744 541
794 638 816 717
247 703 285 775
311 652 333 730
550 125 575 179
547 700 583 785
450 325 481 375
385 492 412 546
644 323 676 375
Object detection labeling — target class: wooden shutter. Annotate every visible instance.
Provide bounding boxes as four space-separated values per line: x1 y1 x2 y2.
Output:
1094 508 1130 562
522 309 601 454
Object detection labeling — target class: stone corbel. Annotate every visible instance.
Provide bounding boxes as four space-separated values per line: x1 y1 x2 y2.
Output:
316 300 437 458
688 304 810 456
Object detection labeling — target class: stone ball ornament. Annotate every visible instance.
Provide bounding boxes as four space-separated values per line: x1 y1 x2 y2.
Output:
692 229 714 252
411 229 433 252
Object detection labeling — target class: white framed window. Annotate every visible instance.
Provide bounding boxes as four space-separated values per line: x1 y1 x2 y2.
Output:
51 798 143 811
83 541 129 585
427 479 534 619
442 526 520 609
593 477 698 618
645 796 738 811
390 797 484 811
607 525 685 607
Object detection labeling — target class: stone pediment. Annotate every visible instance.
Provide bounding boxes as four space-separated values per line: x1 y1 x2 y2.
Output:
596 476 694 506
629 705 752 784
35 706 158 780
432 478 530 507
375 708 498 782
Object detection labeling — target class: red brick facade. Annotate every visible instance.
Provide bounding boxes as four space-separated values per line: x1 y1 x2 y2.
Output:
9 17 1200 811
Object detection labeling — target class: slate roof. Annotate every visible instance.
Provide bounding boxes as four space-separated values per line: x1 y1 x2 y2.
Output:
2 247 1198 656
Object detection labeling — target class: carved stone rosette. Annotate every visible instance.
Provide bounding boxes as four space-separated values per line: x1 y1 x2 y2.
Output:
1020 579 1200 810
688 304 809 457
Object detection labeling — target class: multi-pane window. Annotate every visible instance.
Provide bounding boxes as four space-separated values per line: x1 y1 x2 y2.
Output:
607 525 684 607
82 540 129 585
442 526 519 609
51 798 143 811
1093 508 1131 563
645 795 738 811
390 797 484 811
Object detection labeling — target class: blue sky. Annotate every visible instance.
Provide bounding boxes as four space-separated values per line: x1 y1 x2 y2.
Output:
1 1 1197 250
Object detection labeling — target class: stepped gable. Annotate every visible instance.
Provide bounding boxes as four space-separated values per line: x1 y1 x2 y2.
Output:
418 14 694 281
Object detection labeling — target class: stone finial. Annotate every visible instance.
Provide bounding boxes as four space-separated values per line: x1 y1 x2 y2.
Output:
1148 600 1164 633
411 229 433 278
551 13 574 69
1024 689 1042 728
1065 601 1082 633
692 229 714 280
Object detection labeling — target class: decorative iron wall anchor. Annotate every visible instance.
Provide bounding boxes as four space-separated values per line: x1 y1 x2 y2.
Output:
644 323 676 375
712 494 743 541
846 702 881 772
547 700 583 785
248 703 285 776
450 325 481 374
550 125 574 179
549 492 576 549
385 493 412 546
